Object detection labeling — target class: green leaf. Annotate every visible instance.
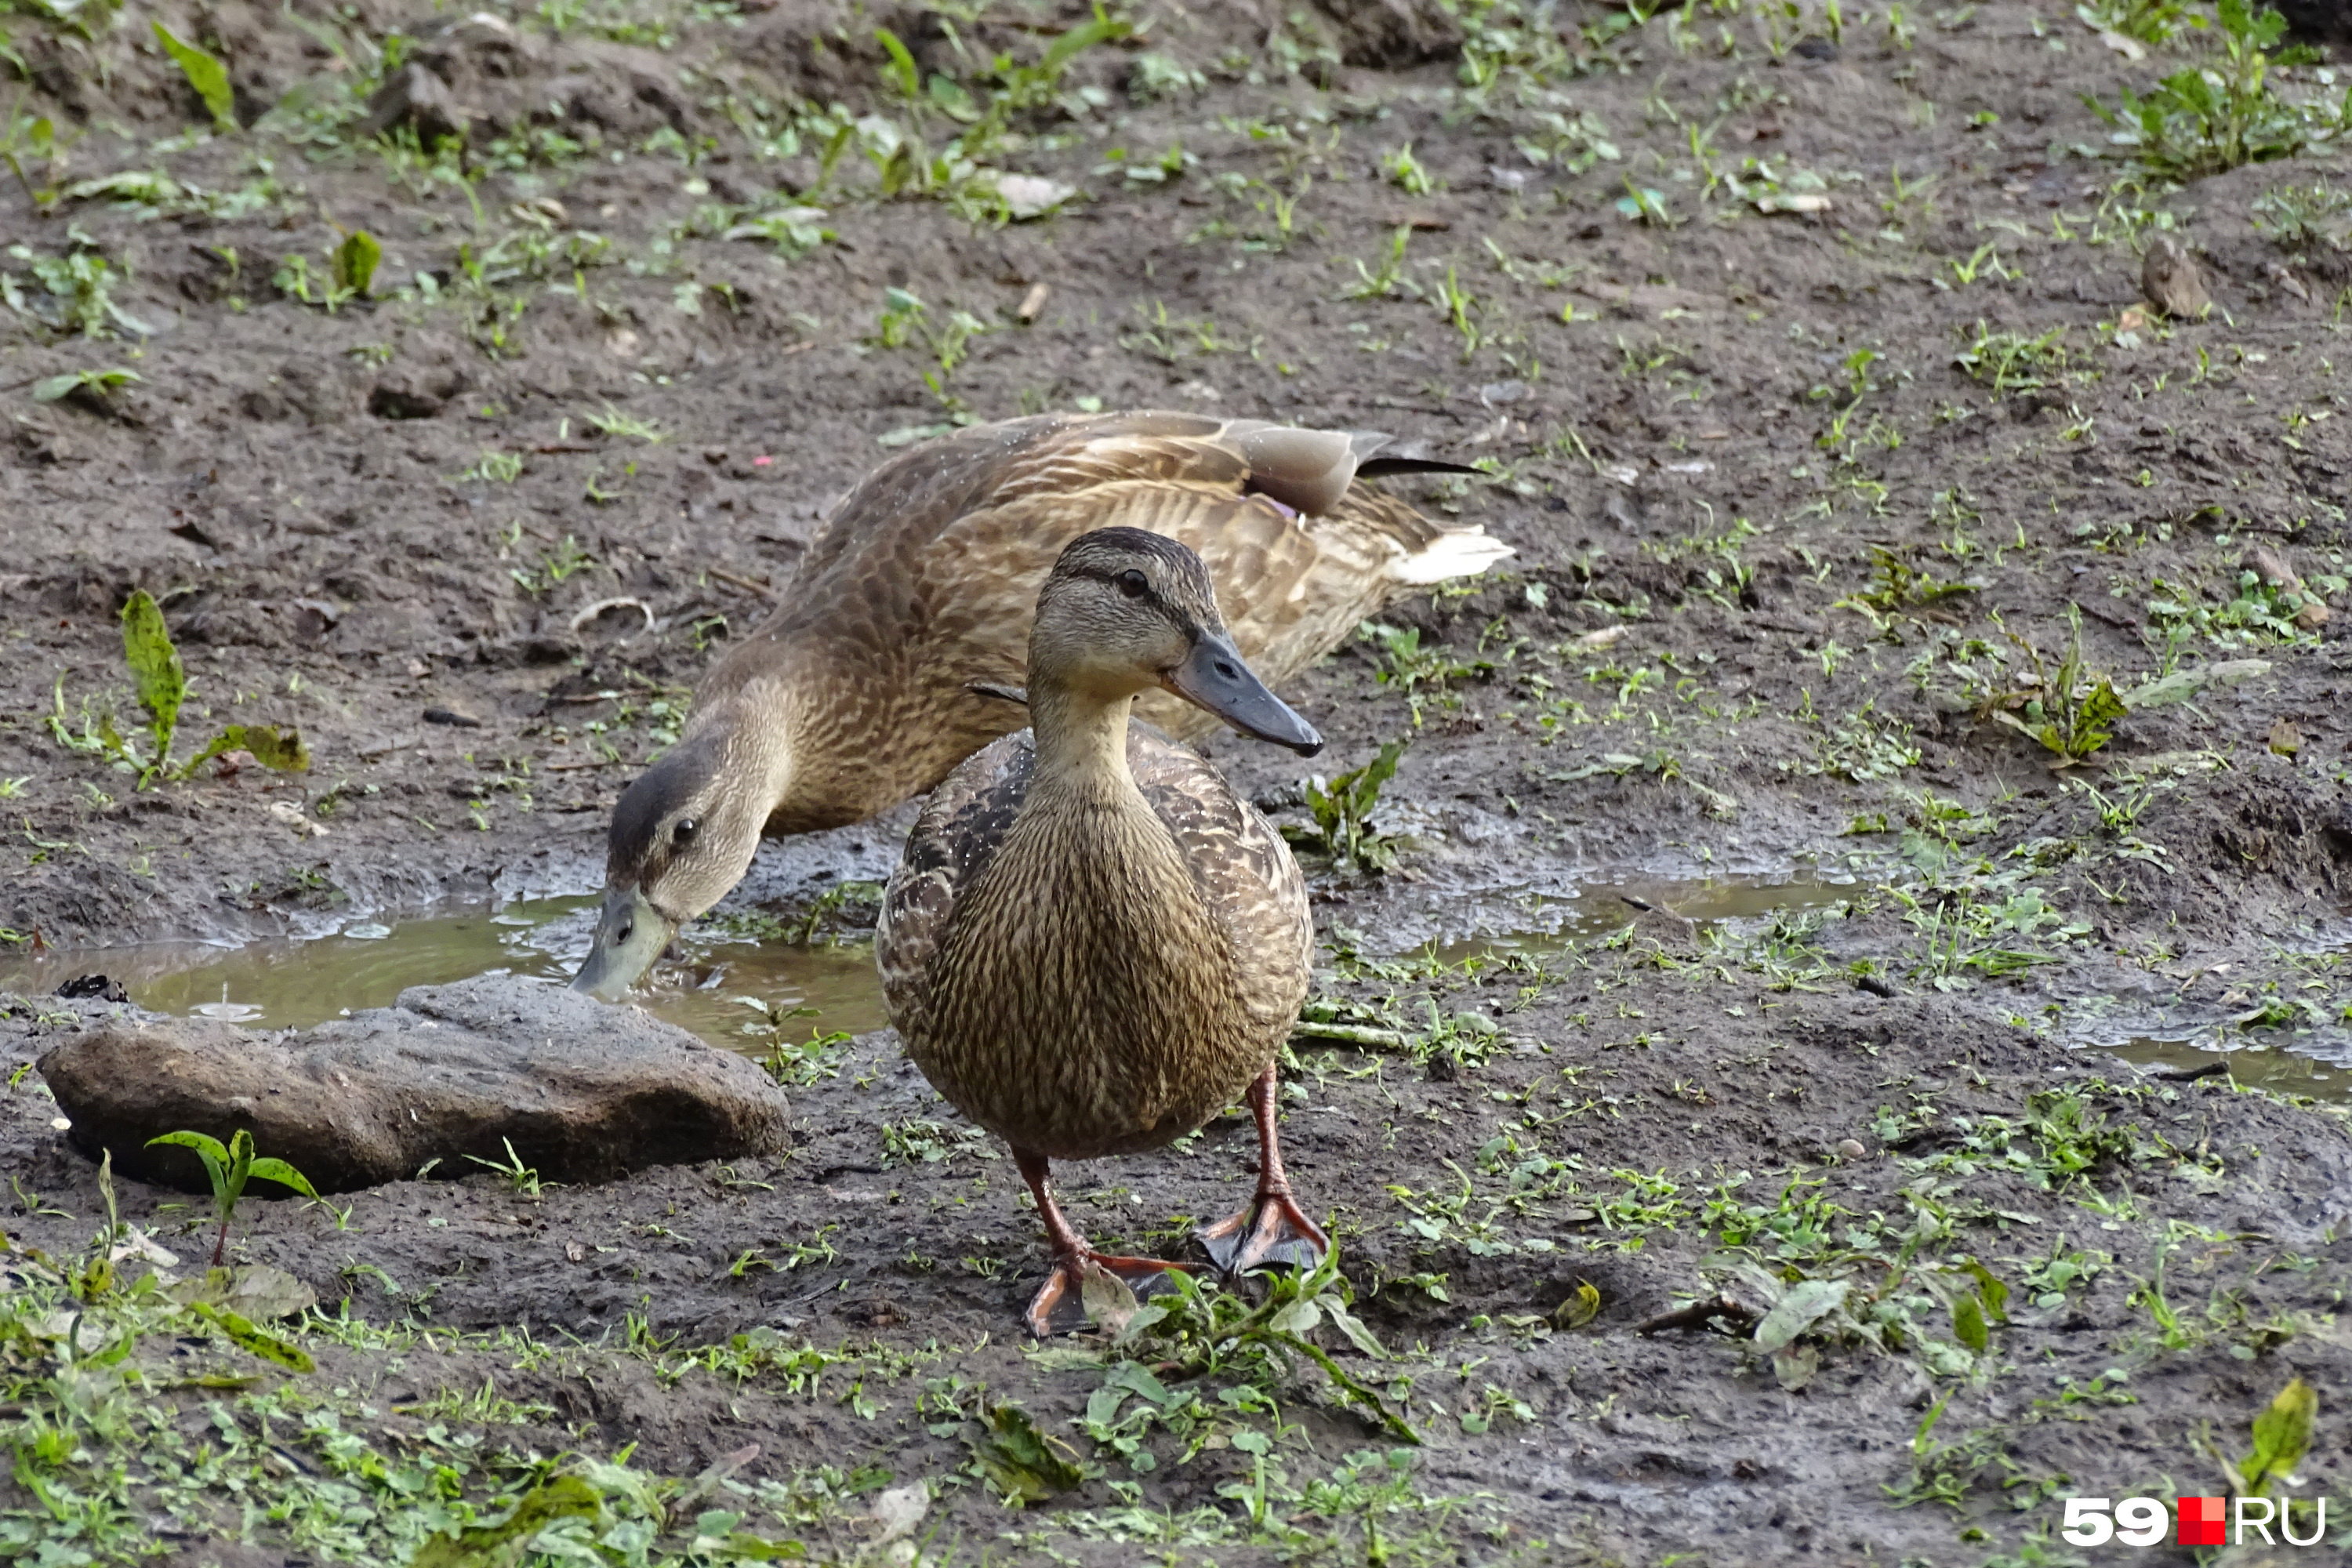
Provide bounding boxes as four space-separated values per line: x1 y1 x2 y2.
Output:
1552 1279 1602 1330
1348 741 1404 816
244 1156 320 1200
1042 13 1130 74
1104 1360 1174 1408
185 1300 315 1373
1951 1293 1988 1354
147 1130 230 1203
1751 1278 1849 1356
692 1530 805 1562
1770 1342 1820 1391
925 74 979 122
1323 1295 1388 1359
1959 1261 2010 1323
2121 658 2273 710
411 1474 604 1568
175 724 310 782
145 1129 228 1163
2074 680 2127 742
225 1127 255 1203
185 723 309 779
873 27 920 100
31 368 141 405
2238 1377 2317 1497
118 590 185 773
1267 1295 1323 1336
332 230 379 297
967 1400 1084 1503
152 23 238 132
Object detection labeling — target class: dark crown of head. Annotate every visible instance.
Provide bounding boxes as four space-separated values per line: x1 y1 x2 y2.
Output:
608 728 724 861
1051 526 1216 601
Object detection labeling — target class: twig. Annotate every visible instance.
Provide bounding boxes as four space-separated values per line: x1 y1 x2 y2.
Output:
1635 1295 1758 1336
1290 1021 1414 1052
568 597 655 636
706 567 774 597
679 1444 760 1509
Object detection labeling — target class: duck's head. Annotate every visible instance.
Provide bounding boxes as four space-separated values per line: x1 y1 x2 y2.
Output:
572 724 774 1000
1035 527 1324 757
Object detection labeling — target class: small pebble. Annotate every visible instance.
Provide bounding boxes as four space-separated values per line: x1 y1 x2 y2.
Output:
1837 1138 1867 1160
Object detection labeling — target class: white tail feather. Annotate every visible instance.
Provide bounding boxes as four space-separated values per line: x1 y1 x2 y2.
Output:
1387 528 1514 586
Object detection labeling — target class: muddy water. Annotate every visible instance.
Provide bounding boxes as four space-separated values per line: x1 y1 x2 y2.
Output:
14 879 2345 1105
0 898 892 1050
0 874 1850 1052
1420 875 1860 964
2102 1035 2350 1103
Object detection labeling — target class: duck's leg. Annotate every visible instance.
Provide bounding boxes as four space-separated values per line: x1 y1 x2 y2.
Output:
1197 1065 1330 1276
1013 1147 1193 1337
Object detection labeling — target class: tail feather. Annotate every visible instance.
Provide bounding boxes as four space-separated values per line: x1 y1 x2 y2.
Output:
1388 527 1515 586
1358 456 1484 480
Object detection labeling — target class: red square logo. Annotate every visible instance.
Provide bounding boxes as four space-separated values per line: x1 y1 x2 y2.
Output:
2179 1496 2227 1547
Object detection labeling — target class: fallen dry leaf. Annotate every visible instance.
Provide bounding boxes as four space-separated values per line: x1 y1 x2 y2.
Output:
2142 236 2210 320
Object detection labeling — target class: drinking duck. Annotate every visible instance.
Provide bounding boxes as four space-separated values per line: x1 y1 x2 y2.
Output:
571 409 1504 1000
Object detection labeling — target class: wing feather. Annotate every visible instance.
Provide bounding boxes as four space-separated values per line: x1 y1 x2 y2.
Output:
720 412 1504 825
876 731 1036 1040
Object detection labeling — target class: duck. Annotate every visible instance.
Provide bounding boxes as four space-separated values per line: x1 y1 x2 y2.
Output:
572 408 1507 1000
876 525 1330 1334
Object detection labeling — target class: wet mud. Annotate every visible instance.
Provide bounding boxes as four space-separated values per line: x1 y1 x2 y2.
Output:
3 0 2351 1561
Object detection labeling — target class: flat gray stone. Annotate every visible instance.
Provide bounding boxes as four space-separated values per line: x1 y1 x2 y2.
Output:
39 975 789 1193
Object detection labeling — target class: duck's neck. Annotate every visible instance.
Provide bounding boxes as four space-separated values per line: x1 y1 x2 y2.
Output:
699 684 801 822
1027 681 1144 800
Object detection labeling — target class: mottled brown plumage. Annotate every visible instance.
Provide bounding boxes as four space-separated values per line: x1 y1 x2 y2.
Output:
879 723 1309 1160
575 408 1507 1000
876 528 1330 1334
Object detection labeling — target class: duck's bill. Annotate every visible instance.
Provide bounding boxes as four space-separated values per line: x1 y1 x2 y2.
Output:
1164 632 1323 757
570 884 676 1001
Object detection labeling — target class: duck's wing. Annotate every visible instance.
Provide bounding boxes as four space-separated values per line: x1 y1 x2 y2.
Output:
1127 728 1313 1036
876 730 1036 1040
795 411 1227 590
796 410 1505 604
756 412 1508 794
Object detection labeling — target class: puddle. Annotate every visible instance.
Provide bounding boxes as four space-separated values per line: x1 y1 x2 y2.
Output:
0 898 892 1054
13 874 2337 1102
1417 875 1860 965
2097 1035 2352 1105
0 873 1857 1055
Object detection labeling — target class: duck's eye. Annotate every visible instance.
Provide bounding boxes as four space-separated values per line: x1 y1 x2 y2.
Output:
1115 568 1149 599
673 818 699 849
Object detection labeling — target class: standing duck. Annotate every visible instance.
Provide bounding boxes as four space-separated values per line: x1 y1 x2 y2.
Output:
572 409 1505 1000
877 527 1328 1334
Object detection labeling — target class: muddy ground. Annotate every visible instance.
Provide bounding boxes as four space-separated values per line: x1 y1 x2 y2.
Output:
4 0 2352 1562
